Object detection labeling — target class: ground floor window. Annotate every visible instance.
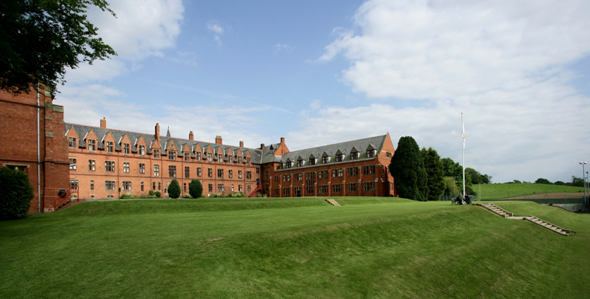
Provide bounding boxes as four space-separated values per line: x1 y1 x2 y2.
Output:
363 182 375 191
306 185 314 195
70 180 79 191
318 185 329 194
332 184 343 194
347 183 358 192
208 184 213 192
122 181 132 191
274 188 279 197
105 181 116 191
282 188 291 197
218 184 224 193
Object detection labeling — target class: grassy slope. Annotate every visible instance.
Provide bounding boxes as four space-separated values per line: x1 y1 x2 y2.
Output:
478 183 584 199
0 198 588 298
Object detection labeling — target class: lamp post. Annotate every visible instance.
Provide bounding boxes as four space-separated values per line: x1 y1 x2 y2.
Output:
580 162 587 208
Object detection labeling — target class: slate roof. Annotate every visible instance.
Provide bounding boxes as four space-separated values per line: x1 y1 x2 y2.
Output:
260 134 388 171
64 123 262 163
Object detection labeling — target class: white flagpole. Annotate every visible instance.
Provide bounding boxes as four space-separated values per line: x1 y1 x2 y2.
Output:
462 113 466 197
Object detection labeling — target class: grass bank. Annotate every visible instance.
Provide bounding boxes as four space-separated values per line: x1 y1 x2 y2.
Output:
1 197 588 298
478 183 584 199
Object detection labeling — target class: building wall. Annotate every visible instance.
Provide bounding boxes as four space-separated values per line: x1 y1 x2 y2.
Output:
0 88 70 213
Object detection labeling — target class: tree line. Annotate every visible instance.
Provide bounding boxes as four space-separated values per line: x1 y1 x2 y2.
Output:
388 136 492 201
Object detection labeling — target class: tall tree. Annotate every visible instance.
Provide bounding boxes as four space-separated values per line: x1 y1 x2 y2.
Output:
389 136 428 201
168 179 180 199
421 147 445 201
0 0 116 96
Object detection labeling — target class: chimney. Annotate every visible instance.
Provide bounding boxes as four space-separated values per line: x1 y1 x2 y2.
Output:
215 135 223 145
155 123 160 140
189 131 194 141
100 117 107 128
239 141 244 148
260 143 265 149
280 137 285 144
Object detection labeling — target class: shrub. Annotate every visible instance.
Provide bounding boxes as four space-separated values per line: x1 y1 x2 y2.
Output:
155 191 161 198
183 194 192 198
149 190 155 196
189 179 203 198
120 193 134 199
168 179 181 199
0 167 34 220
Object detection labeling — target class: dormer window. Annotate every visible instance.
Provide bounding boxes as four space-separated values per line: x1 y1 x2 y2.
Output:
68 137 77 148
123 143 130 154
196 152 202 160
106 141 113 153
309 158 316 165
207 153 212 162
278 162 284 169
154 149 160 158
218 154 223 163
335 153 343 162
286 161 293 168
297 159 304 167
366 149 376 158
169 150 176 160
184 152 190 161
351 151 359 160
322 155 330 163
238 156 242 164
88 139 96 151
139 145 145 156
228 156 233 164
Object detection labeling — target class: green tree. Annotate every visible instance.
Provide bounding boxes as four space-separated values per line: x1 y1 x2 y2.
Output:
0 0 116 96
0 167 34 219
389 136 428 201
421 147 445 201
535 178 552 184
189 179 203 198
168 179 180 199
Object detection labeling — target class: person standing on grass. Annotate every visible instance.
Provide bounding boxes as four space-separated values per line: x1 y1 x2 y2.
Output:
456 193 463 205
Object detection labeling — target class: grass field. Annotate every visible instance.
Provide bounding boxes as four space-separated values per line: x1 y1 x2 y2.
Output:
1 197 589 298
477 183 584 199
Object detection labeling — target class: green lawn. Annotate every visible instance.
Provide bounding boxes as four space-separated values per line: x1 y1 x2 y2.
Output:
1 197 588 298
478 183 584 199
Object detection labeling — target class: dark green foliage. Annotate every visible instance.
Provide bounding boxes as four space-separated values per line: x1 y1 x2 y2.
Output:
389 136 428 201
148 190 155 196
441 158 462 179
0 167 34 219
189 179 203 198
168 180 180 199
554 181 565 186
0 0 116 96
155 191 161 198
570 176 584 187
535 178 552 184
421 147 445 201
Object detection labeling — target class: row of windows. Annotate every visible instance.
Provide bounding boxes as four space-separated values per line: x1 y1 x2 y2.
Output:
272 166 378 182
278 149 377 169
70 179 255 195
69 137 253 164
269 182 375 197
70 159 256 179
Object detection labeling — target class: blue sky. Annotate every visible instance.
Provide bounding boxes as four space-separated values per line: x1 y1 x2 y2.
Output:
59 0 590 184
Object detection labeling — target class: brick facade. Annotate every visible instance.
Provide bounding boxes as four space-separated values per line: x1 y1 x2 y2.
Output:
0 88 70 213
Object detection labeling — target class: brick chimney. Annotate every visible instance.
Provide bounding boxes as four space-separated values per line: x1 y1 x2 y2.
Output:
260 143 265 149
280 137 285 144
215 135 223 145
189 131 194 141
239 141 244 148
100 117 107 128
155 123 160 140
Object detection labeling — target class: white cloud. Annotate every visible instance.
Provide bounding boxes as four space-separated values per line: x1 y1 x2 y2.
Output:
64 0 184 83
313 0 590 183
273 43 294 54
206 21 224 35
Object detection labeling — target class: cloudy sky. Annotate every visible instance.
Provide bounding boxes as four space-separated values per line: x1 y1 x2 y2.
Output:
59 0 590 184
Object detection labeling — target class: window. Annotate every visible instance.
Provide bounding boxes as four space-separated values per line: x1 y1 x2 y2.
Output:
70 180 79 191
208 168 213 177
197 167 202 177
238 170 242 179
338 169 344 177
207 153 212 162
169 165 177 177
283 174 291 182
153 182 156 190
122 181 132 191
196 152 202 160
274 176 279 183
332 170 337 178
347 183 358 192
90 180 95 191
297 159 304 167
309 158 316 165
69 158 77 170
124 143 130 154
169 151 176 160
105 181 116 191
229 170 233 178
239 185 243 192
217 169 224 178
286 161 292 168
208 184 213 192
88 139 96 151
366 149 376 158
185 166 190 178
228 156 233 164
274 188 279 197
86 159 95 171
318 185 329 194
295 173 303 181
218 184 224 193
183 183 187 193
123 162 130 173
139 163 145 174
335 153 343 162
351 151 359 160
184 153 190 161
363 165 376 175
248 185 251 193
68 137 77 148
105 161 115 172
363 182 376 191
218 154 223 163
246 171 252 179
322 155 330 163
141 182 144 191
247 157 251 164
332 184 343 193
305 172 316 185
158 182 161 190
106 141 113 153
238 156 242 164
347 167 359 176
139 145 145 156
232 184 235 192
154 149 160 158
283 188 291 197
154 164 160 177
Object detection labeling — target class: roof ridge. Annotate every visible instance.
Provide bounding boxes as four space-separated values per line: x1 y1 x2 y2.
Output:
286 134 387 153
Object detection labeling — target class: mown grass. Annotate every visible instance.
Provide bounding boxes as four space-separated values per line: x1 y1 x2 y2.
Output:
0 197 588 298
478 183 584 199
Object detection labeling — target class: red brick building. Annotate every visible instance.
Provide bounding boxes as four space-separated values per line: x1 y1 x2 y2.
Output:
65 118 396 199
0 88 70 213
